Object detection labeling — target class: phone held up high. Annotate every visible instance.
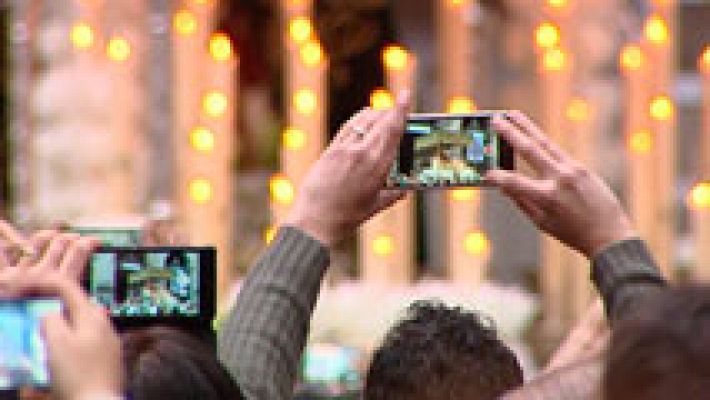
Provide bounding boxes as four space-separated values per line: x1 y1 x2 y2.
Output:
386 112 514 189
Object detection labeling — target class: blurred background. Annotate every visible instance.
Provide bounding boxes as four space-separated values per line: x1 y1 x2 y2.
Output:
0 0 708 397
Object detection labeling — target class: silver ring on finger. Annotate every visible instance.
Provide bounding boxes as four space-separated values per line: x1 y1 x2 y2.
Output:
352 126 367 139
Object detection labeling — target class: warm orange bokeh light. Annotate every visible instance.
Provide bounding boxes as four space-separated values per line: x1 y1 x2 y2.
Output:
649 95 674 121
288 17 313 44
106 36 131 62
370 88 394 110
566 98 590 122
450 189 479 202
189 127 215 153
264 226 277 244
447 96 476 113
700 46 710 73
547 0 568 8
202 91 229 118
689 182 710 210
629 129 653 155
383 45 409 71
300 40 323 66
293 88 317 115
620 45 644 71
173 10 197 36
70 22 94 50
209 32 233 62
283 127 307 150
373 234 395 257
535 22 560 49
189 178 213 204
644 15 669 45
542 48 567 71
270 175 295 206
464 231 490 256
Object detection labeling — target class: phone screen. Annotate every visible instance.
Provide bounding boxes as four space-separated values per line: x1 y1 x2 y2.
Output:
0 299 61 390
88 249 201 318
386 113 513 188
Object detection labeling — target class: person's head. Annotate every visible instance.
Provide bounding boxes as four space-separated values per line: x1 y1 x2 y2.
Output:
121 326 243 400
364 300 523 400
606 286 710 400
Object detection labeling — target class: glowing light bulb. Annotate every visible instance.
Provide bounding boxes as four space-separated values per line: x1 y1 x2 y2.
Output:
450 189 479 202
535 22 560 49
370 89 394 110
620 45 644 71
373 234 394 257
447 96 476 113
689 182 710 210
649 95 673 121
293 88 317 115
300 40 323 66
209 32 233 61
269 175 295 206
189 127 215 153
629 129 653 155
173 10 197 36
189 178 213 204
383 45 409 71
542 47 567 72
566 98 590 122
288 17 313 44
70 22 94 50
283 127 306 150
106 36 131 62
644 15 669 45
464 231 489 256
202 91 229 118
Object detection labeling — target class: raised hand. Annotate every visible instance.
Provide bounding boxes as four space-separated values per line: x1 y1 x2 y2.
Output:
486 111 636 258
286 90 411 246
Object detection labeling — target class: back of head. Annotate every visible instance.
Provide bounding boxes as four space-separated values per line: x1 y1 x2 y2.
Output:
606 286 710 400
121 326 243 400
364 300 523 400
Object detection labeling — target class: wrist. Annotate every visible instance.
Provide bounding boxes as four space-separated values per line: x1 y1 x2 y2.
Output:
284 213 338 248
585 220 638 259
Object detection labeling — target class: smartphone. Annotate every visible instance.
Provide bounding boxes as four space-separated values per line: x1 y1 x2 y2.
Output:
386 112 514 189
85 247 215 332
0 299 61 390
71 227 142 247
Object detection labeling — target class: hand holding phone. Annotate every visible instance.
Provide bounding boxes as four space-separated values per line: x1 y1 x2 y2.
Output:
387 112 514 189
41 281 124 400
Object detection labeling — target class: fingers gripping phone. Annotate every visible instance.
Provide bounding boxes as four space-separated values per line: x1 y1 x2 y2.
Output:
386 112 514 189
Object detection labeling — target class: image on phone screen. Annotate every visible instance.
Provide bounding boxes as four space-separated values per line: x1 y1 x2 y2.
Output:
88 249 201 317
386 113 513 188
0 299 61 390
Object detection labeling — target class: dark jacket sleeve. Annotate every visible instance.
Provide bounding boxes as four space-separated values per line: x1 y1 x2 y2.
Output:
217 226 330 400
591 238 667 323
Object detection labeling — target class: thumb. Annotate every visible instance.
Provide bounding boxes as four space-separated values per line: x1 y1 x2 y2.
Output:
370 190 407 217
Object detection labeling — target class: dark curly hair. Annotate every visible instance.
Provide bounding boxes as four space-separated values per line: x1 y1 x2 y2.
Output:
364 300 523 400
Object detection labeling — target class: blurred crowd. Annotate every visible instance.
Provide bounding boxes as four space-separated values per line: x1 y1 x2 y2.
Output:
0 91 705 400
